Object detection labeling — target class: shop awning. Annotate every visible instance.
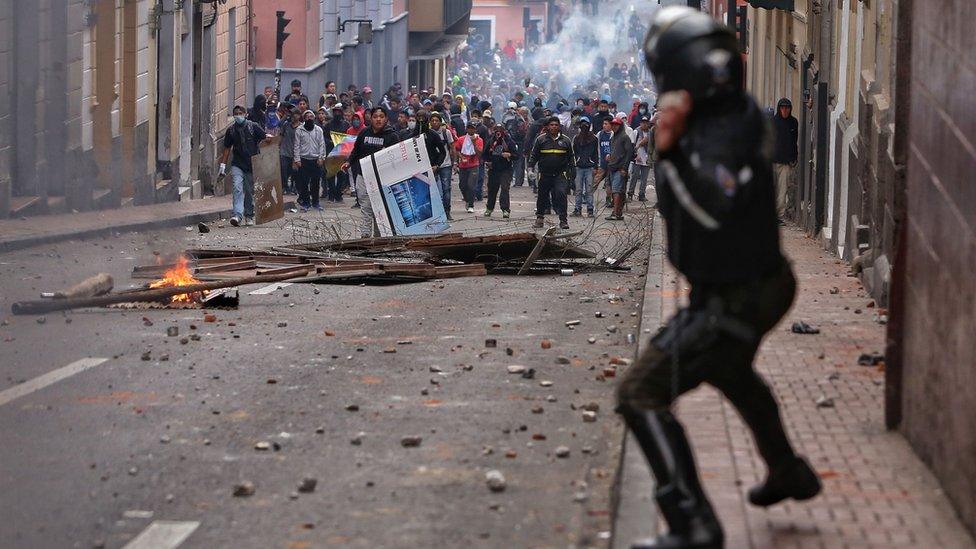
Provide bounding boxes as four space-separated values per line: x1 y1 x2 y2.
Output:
747 0 794 9
408 33 467 61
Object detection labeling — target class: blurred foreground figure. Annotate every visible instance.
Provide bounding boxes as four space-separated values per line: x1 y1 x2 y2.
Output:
615 7 822 548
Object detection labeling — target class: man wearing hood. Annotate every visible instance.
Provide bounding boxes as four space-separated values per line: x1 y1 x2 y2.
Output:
571 117 599 217
408 110 448 173
346 107 401 237
630 101 650 129
293 109 327 212
604 117 634 220
482 123 519 218
771 98 798 222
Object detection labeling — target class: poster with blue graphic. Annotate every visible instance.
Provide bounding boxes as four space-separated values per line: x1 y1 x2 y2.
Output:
359 135 449 236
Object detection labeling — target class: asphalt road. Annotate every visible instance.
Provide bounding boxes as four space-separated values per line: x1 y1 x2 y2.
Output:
0 187 653 549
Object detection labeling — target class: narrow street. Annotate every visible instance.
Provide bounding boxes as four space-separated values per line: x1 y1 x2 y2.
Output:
0 189 650 548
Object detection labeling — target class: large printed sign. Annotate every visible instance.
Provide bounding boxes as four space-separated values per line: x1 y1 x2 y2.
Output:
358 135 449 237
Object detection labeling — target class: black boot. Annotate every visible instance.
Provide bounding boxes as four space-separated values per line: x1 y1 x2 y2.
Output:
621 408 724 549
748 456 821 507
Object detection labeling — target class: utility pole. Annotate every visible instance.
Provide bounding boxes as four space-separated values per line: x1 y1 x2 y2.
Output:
275 10 291 97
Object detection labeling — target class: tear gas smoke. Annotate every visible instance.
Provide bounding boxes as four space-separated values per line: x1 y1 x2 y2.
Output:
521 0 659 100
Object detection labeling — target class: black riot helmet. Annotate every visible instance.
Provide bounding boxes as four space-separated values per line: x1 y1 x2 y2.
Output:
642 6 742 101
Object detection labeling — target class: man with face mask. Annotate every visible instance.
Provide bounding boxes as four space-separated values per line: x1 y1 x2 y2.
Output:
293 110 327 211
409 110 447 174
483 123 519 218
219 105 269 226
454 122 484 213
398 113 417 141
471 111 490 202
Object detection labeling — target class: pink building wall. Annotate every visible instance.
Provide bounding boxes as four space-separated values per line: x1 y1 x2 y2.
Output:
471 2 546 50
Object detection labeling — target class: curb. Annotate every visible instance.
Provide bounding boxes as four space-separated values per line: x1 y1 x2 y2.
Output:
611 208 665 548
0 209 232 255
0 200 297 255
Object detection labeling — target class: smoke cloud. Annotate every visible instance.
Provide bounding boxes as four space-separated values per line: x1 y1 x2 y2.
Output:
521 0 659 98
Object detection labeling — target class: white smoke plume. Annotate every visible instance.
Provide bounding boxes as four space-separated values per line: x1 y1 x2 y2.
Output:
521 0 660 98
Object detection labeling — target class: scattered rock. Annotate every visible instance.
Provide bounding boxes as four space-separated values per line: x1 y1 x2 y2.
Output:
324 330 335 336
581 402 600 412
159 354 169 362
315 427 325 435
565 320 581 327
383 348 397 353
159 435 171 444
36 317 46 324
400 436 423 447
254 441 271 451
506 365 526 374
540 339 552 349
521 368 536 380
857 353 885 366
232 481 256 497
531 433 547 440
197 222 210 233
203 314 217 323
429 365 443 373
579 296 594 303
791 321 821 334
815 395 835 408
606 325 618 333
602 367 617 378
546 395 558 402
829 287 839 294
485 338 497 348
140 351 151 361
504 450 518 459
277 322 288 328
539 380 553 387
505 347 514 356
587 337 597 344
297 478 317 493
573 491 589 503
594 311 604 318
485 470 507 492
582 411 598 423
166 326 179 337
556 356 571 364
531 406 544 414
554 446 571 458
608 356 631 366
345 404 360 412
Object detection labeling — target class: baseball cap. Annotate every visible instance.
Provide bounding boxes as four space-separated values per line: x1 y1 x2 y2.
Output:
578 116 591 125
640 116 650 122
331 102 344 110
610 117 623 125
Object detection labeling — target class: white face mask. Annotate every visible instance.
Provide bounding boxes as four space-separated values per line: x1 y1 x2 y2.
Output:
407 121 417 130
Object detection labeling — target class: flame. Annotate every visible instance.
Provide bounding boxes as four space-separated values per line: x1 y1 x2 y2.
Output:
149 256 204 303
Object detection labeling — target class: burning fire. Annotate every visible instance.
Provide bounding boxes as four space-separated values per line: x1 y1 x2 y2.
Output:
149 256 205 303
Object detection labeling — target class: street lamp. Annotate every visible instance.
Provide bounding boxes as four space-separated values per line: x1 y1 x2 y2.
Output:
337 18 374 44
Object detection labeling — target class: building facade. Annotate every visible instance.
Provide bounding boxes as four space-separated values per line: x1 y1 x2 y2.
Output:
0 0 249 219
469 0 551 60
738 0 975 535
249 0 470 100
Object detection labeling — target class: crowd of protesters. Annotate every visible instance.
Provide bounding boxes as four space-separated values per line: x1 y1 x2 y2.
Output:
240 13 661 236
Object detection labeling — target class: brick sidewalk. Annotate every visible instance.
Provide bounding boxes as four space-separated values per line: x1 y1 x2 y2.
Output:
661 227 975 548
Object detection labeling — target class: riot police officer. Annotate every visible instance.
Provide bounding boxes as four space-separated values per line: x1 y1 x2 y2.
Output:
616 7 822 548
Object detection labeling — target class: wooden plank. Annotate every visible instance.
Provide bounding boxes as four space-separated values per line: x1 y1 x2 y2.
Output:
433 264 488 278
518 228 555 276
256 264 316 277
196 256 255 266
194 260 257 274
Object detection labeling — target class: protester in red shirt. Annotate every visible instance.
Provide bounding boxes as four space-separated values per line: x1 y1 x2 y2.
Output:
454 121 484 213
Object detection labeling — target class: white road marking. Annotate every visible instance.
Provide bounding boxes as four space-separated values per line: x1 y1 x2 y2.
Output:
123 520 200 549
249 282 293 295
0 357 109 408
